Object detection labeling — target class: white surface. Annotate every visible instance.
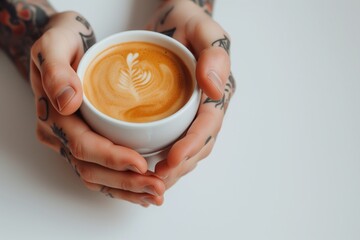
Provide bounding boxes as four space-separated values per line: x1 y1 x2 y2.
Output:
0 0 359 239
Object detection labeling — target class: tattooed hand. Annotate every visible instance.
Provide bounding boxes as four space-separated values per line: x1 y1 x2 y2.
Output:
147 0 236 189
30 11 165 206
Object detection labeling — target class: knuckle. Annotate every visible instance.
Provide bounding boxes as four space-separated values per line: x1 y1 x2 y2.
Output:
69 141 84 160
104 155 117 169
119 180 133 192
82 180 98 192
68 135 84 160
36 125 49 144
42 62 62 87
76 164 93 182
30 40 40 60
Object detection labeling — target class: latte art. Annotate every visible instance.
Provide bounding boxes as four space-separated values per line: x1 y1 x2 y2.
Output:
83 42 193 123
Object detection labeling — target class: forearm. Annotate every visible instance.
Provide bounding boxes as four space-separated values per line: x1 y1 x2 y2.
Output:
0 0 56 78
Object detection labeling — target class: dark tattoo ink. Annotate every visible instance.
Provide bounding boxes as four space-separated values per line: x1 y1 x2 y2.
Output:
60 146 71 164
160 27 176 38
212 35 231 54
51 123 68 145
73 165 80 177
203 72 236 112
37 52 44 65
191 0 214 16
154 6 176 37
60 146 79 177
205 136 212 146
75 15 90 30
100 186 114 198
75 15 95 52
160 6 174 25
38 96 49 121
204 95 226 109
79 31 95 53
0 0 50 78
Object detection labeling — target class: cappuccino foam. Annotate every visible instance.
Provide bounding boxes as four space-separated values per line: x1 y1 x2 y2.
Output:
83 42 193 123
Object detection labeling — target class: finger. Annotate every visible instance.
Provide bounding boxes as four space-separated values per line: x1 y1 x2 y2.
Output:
35 122 61 152
76 162 165 197
82 181 162 206
32 56 147 174
49 114 148 173
155 135 215 189
166 97 223 167
186 17 231 100
31 28 83 115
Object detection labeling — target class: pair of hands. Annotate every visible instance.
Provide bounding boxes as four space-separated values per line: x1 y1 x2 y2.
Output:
30 1 233 207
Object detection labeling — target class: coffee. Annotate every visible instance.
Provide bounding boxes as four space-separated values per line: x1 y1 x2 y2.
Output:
83 42 193 123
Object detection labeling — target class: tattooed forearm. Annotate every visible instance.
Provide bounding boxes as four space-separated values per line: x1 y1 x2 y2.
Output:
0 0 55 78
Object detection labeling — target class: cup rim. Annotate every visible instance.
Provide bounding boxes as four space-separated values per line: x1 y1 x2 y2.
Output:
77 30 200 128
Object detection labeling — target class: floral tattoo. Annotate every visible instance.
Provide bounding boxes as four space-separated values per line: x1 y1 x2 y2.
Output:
0 0 50 78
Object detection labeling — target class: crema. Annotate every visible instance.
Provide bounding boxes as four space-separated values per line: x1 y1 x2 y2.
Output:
83 42 193 123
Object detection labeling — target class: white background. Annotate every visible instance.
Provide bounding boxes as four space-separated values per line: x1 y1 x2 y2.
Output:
1 0 359 239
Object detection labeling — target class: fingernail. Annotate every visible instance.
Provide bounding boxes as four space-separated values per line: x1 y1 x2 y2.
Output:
56 86 75 112
142 196 157 205
144 185 159 196
127 165 142 174
207 70 223 94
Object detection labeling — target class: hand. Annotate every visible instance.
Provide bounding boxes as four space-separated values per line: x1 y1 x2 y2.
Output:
30 11 165 206
147 0 236 189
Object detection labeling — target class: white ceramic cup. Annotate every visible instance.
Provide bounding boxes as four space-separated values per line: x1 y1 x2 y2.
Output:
77 30 200 167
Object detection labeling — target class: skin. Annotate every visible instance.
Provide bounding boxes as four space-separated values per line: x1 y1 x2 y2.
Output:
0 0 236 207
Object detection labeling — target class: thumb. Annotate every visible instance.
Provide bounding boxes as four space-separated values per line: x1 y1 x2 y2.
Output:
31 29 83 116
186 18 231 100
196 46 230 100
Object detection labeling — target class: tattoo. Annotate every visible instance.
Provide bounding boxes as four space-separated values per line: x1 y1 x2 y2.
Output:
204 136 212 146
203 72 236 112
75 15 95 53
51 123 68 145
0 0 51 78
79 31 95 52
100 186 114 198
204 95 226 109
60 146 80 177
160 6 174 24
154 5 177 38
191 0 214 16
37 51 44 65
160 27 176 37
38 96 49 121
75 15 90 30
212 35 231 54
60 146 71 164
